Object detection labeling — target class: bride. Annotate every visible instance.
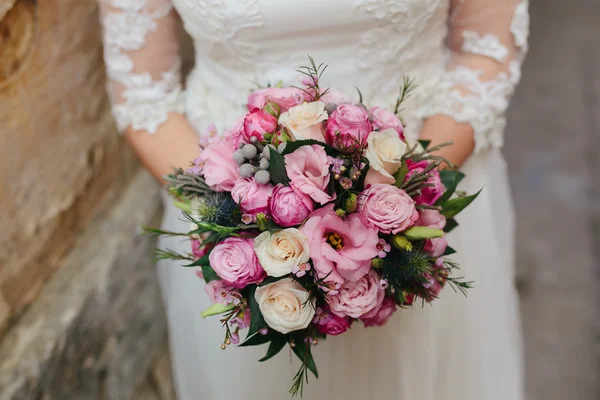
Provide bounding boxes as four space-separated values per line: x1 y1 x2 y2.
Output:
98 0 528 398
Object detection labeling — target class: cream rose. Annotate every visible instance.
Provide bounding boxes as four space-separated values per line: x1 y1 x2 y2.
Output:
254 229 310 277
364 128 407 185
255 278 315 334
278 101 328 142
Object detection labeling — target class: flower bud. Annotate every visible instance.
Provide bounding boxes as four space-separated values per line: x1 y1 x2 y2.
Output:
344 193 358 213
254 170 271 185
242 144 258 159
256 213 269 232
391 235 413 251
263 101 280 118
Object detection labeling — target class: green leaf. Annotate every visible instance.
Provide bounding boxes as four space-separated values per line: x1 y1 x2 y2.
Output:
441 189 482 218
443 246 456 256
443 218 459 233
201 265 220 283
183 252 211 267
200 302 235 318
435 170 466 206
403 226 444 240
292 343 318 378
259 334 288 362
239 331 272 347
281 139 337 157
418 140 431 150
268 147 290 185
246 285 267 338
393 160 409 188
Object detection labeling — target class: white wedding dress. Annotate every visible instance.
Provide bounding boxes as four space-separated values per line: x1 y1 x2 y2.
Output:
98 1 529 399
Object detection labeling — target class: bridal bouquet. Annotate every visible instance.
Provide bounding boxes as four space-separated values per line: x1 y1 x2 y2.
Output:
151 58 478 396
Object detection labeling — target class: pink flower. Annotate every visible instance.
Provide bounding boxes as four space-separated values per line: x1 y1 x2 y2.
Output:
325 104 372 148
327 270 385 318
314 308 352 336
376 238 391 258
222 117 245 148
268 184 314 227
285 145 334 205
405 161 445 205
301 205 379 283
231 178 274 216
317 88 353 105
416 209 446 230
361 297 396 327
209 237 265 288
199 138 240 192
247 87 308 113
423 274 443 300
358 184 418 234
424 237 448 257
191 239 213 259
369 106 405 139
243 109 277 142
204 280 238 305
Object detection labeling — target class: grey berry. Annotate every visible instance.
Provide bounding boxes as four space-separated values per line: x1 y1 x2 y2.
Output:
232 149 245 165
325 102 338 115
238 142 245 149
254 170 271 185
250 136 258 143
239 163 257 178
262 145 274 160
259 158 270 170
277 143 286 153
242 144 258 159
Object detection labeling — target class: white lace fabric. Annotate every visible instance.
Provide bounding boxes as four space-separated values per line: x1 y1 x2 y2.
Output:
416 0 530 153
99 0 185 133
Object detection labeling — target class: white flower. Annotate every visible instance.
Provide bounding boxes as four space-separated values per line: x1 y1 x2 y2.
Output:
279 101 328 142
365 128 407 181
254 229 310 277
255 278 315 334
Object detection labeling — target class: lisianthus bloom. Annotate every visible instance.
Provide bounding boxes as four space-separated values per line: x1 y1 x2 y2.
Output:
361 297 396 327
325 104 372 149
405 160 445 205
327 270 385 318
231 178 274 216
198 138 240 191
424 237 448 257
268 184 314 227
358 184 418 234
285 145 334 204
369 106 405 139
301 204 379 283
209 237 265 288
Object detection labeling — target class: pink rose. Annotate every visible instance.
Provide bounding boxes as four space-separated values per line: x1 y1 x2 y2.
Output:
204 280 238 305
301 204 379 283
318 88 353 105
369 106 405 139
361 297 396 327
405 161 445 205
209 237 265 288
424 237 448 257
247 87 308 113
313 308 352 336
243 109 277 142
357 184 418 234
268 184 314 227
327 270 385 318
231 178 274 216
285 145 334 205
416 209 446 230
199 138 240 191
325 104 372 149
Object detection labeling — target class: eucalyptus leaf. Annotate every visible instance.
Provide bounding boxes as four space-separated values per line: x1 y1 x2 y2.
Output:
268 147 290 185
441 189 482 218
435 170 466 206
259 334 288 362
200 302 235 319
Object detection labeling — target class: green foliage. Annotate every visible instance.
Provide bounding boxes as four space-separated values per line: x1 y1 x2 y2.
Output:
183 252 210 267
201 265 220 282
403 226 444 240
382 246 432 293
200 303 235 318
443 246 457 256
243 285 268 342
281 139 338 157
259 334 288 362
268 147 290 185
443 218 459 233
418 139 431 150
393 160 409 188
289 338 318 397
394 77 417 115
441 189 482 218
435 170 465 206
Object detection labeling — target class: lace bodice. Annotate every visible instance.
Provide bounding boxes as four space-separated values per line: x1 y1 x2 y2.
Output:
98 0 529 153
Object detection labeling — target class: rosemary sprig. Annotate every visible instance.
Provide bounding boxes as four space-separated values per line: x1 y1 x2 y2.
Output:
394 77 417 115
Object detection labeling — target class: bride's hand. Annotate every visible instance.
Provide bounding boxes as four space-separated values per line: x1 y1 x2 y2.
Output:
124 113 200 184
418 114 475 169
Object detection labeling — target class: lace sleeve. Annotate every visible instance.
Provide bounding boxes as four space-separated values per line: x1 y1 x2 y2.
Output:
98 0 185 134
417 0 530 153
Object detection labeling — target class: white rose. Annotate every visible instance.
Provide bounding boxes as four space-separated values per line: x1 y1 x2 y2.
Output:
278 101 327 142
365 128 407 182
255 278 316 334
254 229 310 277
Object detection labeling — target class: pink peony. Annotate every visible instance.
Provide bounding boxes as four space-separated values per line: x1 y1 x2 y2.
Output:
301 204 379 283
358 184 418 234
325 104 372 148
327 270 385 319
313 308 352 336
285 145 334 205
209 237 265 288
247 87 308 113
243 109 277 142
199 138 240 191
416 209 446 230
231 178 274 216
369 106 405 139
361 297 396 327
424 237 448 257
268 184 314 227
405 161 445 205
204 280 238 305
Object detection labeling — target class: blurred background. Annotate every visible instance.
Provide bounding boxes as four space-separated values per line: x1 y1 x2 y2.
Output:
0 0 598 399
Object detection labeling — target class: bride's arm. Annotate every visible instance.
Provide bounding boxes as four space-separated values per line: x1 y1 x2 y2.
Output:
98 0 199 183
417 0 530 167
